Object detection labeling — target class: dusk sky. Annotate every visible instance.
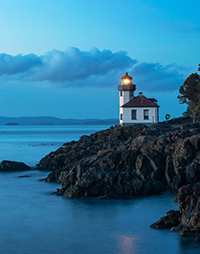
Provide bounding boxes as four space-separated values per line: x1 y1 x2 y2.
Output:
0 0 199 121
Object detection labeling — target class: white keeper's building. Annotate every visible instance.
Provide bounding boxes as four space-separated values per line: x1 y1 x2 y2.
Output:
118 72 159 126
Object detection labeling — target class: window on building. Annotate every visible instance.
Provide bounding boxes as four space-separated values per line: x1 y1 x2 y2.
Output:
130 91 133 97
120 91 123 96
131 110 137 120
120 114 123 120
144 109 149 120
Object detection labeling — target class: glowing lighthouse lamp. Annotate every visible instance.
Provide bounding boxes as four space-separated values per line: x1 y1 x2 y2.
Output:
121 72 132 85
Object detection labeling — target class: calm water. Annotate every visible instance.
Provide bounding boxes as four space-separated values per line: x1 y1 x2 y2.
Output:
0 125 199 254
0 125 110 167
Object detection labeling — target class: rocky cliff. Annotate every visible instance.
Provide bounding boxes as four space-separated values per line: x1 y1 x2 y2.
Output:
150 182 200 240
37 123 200 199
178 182 200 238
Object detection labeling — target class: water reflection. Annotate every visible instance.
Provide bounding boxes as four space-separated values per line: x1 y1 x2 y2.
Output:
178 236 200 254
116 235 137 254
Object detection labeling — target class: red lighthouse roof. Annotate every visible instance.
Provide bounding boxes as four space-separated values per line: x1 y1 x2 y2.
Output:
122 94 159 108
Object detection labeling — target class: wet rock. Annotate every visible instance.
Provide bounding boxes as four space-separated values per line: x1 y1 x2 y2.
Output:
165 156 176 186
18 175 30 178
185 159 200 185
179 228 200 237
151 182 200 240
143 179 164 196
135 154 154 180
172 195 178 202
189 135 200 152
60 169 144 199
178 183 200 232
0 160 31 171
171 172 186 191
150 210 181 229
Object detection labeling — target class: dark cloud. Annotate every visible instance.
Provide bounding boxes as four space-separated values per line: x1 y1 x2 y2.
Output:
0 48 186 92
0 53 42 75
130 62 185 92
34 47 136 82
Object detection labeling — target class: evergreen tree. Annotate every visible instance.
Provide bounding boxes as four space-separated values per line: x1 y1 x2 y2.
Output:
177 73 200 123
182 106 193 118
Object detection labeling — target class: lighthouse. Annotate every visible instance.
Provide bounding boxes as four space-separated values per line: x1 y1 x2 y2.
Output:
118 72 136 124
118 72 159 126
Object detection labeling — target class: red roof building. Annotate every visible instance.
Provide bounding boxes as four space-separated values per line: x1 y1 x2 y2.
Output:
118 73 159 126
123 93 159 108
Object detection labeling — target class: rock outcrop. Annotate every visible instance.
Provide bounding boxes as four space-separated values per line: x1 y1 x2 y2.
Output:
36 123 200 199
178 182 200 238
150 182 200 240
150 210 181 229
0 160 31 171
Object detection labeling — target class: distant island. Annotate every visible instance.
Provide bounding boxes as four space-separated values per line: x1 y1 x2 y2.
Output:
1 116 118 126
5 123 20 126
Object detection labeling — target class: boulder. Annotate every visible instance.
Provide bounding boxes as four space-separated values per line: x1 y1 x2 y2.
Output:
0 160 31 171
150 210 181 229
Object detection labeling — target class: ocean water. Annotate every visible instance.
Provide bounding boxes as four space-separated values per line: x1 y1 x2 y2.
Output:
0 125 110 167
0 125 199 254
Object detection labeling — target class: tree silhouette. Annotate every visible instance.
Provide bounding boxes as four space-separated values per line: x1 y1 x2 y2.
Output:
177 73 200 123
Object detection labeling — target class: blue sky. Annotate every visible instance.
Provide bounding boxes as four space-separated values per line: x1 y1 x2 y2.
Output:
0 0 199 121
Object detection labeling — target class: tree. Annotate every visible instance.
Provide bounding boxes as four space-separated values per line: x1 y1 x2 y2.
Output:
182 106 193 118
177 73 200 123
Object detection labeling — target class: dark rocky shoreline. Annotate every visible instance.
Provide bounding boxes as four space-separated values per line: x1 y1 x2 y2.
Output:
150 182 200 241
35 122 200 239
37 123 200 196
1 121 200 240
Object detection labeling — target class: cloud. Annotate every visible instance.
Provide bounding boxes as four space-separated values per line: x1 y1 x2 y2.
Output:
0 47 187 92
0 53 42 76
130 62 185 92
34 47 136 82
0 47 136 83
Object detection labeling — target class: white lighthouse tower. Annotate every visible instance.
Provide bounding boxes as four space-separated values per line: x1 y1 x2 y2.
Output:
118 72 136 125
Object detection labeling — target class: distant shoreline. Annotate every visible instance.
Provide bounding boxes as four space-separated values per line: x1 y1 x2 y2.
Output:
3 122 118 126
0 116 118 126
1 115 194 126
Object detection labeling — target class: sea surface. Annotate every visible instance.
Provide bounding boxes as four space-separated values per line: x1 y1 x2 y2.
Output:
0 125 199 254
